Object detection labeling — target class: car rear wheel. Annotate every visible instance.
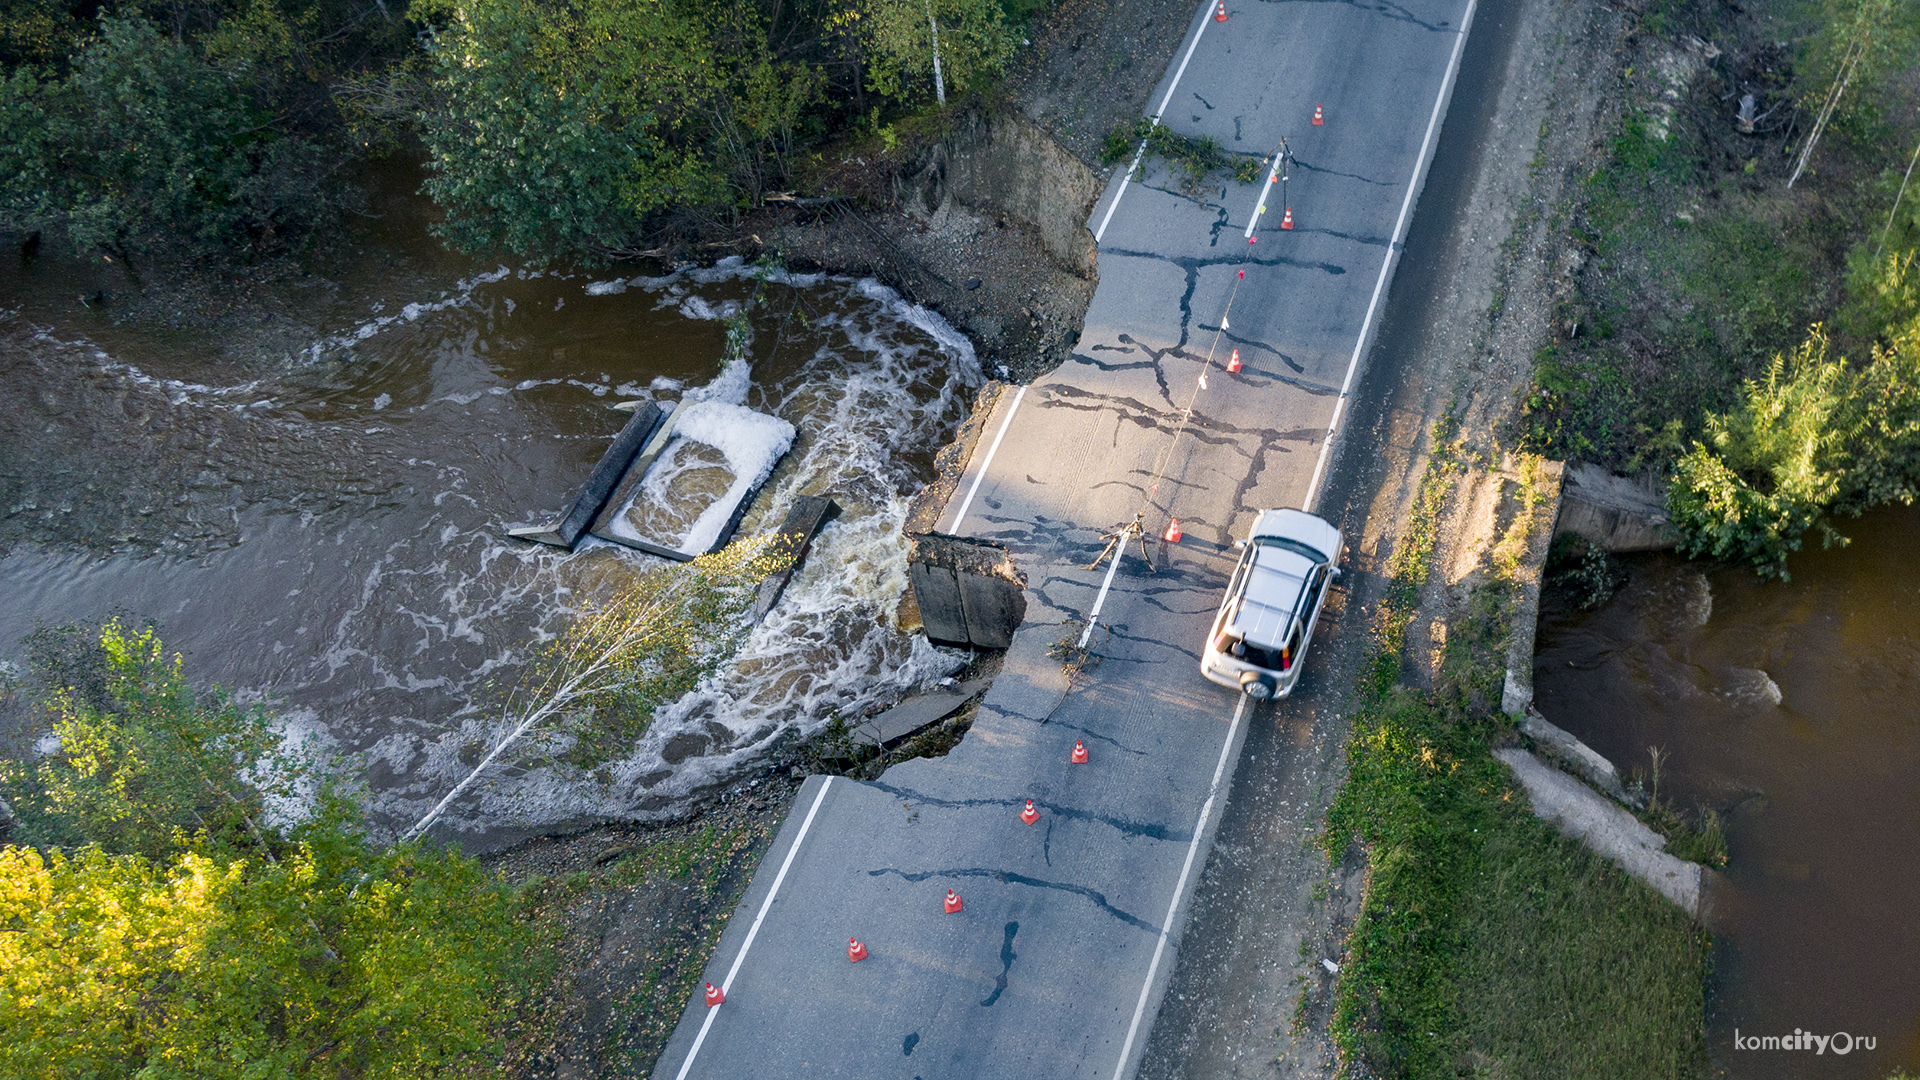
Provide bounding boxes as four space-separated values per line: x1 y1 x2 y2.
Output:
1240 671 1276 700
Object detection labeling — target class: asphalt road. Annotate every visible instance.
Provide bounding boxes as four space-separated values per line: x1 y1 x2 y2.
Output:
655 1 1477 1075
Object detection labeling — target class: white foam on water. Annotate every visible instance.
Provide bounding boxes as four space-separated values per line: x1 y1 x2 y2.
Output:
640 401 796 555
16 259 982 842
359 266 983 838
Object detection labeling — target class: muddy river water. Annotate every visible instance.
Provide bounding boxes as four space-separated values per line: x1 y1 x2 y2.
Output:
0 230 980 849
1535 505 1920 1078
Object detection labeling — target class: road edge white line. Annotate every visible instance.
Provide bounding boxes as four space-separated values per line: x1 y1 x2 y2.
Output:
1094 0 1222 243
950 385 1026 534
1111 696 1248 1080
672 776 835 1080
1302 0 1479 514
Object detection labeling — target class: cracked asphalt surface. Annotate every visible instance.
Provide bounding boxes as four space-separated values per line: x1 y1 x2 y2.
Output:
654 0 1477 1075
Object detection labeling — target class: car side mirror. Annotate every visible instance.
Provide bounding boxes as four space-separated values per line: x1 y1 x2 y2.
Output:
1234 539 1247 549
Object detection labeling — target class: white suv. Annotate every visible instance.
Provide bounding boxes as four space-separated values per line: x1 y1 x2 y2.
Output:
1200 509 1344 700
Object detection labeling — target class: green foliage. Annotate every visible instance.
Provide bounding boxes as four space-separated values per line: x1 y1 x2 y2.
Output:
1546 533 1627 610
1099 116 1262 192
534 538 794 765
1451 819 1710 1079
1798 0 1920 141
0 831 539 1079
856 0 1016 101
1841 245 1920 345
1522 106 1837 469
0 621 545 1079
1323 446 1708 1077
1668 316 1920 577
2 619 294 860
1323 691 1503 1075
418 0 824 261
0 10 341 254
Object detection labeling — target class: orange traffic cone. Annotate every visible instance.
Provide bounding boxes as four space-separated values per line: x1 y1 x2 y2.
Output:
848 937 869 963
1164 518 1184 543
1020 799 1041 825
1227 348 1243 373
1213 0 1227 20
705 982 725 1007
1072 740 1090 764
1280 207 1294 230
1312 103 1324 126
944 889 964 914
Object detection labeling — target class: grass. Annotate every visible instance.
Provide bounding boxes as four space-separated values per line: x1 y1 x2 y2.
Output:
1321 438 1711 1078
1521 106 1839 468
1100 117 1264 192
496 811 787 1078
1453 821 1710 1079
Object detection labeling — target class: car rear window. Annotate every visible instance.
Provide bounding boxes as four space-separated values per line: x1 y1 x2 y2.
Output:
1222 635 1291 671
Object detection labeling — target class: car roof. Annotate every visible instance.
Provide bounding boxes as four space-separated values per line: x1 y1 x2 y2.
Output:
1247 508 1342 561
1228 541 1317 647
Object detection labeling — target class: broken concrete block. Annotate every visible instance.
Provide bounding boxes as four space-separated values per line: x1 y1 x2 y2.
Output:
508 401 666 549
907 532 1027 650
751 496 841 622
1555 463 1680 552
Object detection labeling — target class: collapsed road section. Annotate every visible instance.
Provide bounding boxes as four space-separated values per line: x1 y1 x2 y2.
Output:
655 0 1477 1074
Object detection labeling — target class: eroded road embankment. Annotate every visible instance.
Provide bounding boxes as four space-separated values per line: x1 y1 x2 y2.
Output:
653 0 1480 1076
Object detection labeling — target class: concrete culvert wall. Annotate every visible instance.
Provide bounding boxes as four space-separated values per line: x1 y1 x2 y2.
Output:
1554 462 1679 552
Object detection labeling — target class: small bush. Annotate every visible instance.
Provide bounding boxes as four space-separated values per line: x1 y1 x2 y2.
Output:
1099 116 1262 191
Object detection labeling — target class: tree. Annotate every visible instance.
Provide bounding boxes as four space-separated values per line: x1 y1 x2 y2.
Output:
2 618 294 860
856 0 1014 102
1668 331 1857 574
416 0 821 260
0 620 543 1079
0 830 537 1079
1668 311 1920 577
403 537 790 840
0 10 338 255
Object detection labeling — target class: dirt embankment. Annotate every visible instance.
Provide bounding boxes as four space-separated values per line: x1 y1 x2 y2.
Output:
746 0 1206 383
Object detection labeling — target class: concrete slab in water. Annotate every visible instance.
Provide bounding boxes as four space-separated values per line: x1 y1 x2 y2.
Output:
507 401 666 548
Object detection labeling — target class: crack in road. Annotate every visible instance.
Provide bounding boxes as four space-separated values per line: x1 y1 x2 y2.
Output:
863 781 1192 842
868 868 1157 932
1263 0 1455 33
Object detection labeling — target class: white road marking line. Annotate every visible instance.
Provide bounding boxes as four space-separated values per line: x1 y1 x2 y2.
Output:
950 385 1026 534
1094 0 1223 243
1111 695 1248 1080
1244 146 1287 240
1077 534 1131 649
1303 0 1479 515
672 777 835 1080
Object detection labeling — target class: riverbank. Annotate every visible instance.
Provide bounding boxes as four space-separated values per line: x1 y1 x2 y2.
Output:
1292 0 1920 1072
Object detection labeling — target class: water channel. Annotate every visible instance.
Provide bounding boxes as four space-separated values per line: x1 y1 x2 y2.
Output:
1534 505 1920 1078
0 202 980 850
